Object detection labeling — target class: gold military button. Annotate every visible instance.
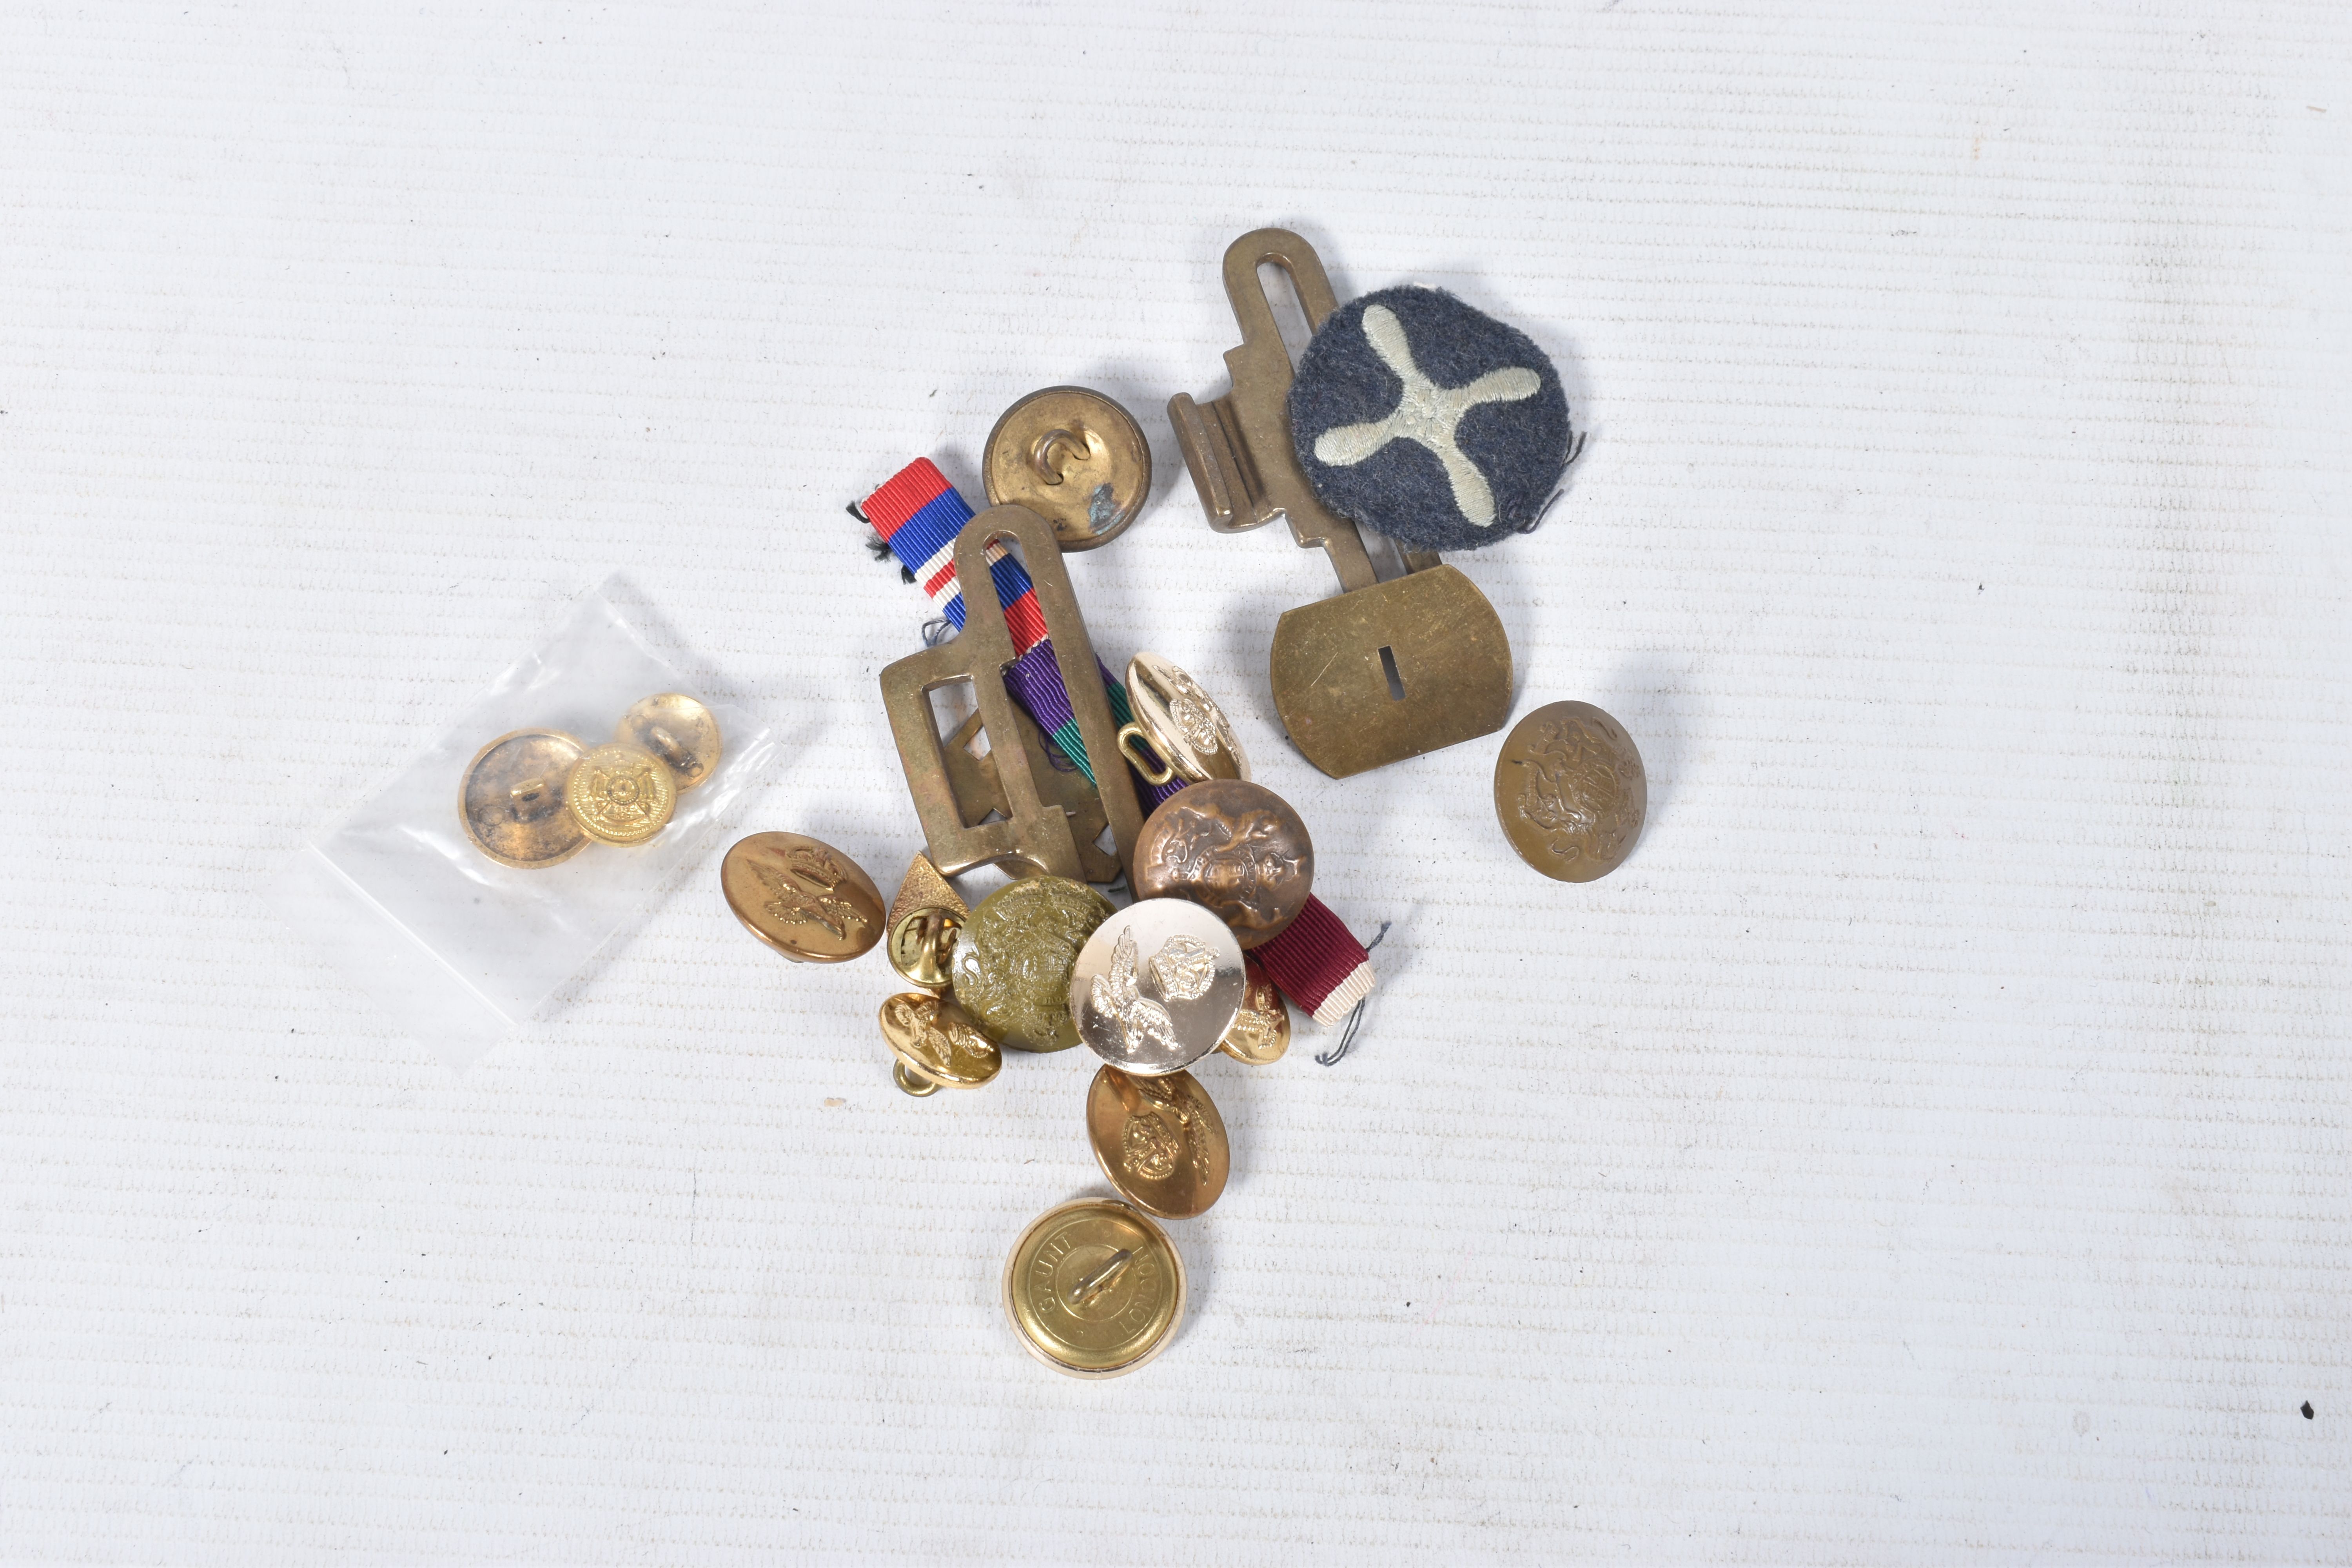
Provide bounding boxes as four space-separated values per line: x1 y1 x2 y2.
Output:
1218 959 1290 1065
1132 779 1315 949
1068 898 1245 1076
1002 1198 1187 1378
566 742 678 846
721 831 886 963
614 692 723 791
887 906 962 991
982 386 1152 551
1493 700 1647 882
950 876 1116 1053
1116 652 1249 787
1086 1065 1230 1219
879 991 1001 1093
460 728 592 869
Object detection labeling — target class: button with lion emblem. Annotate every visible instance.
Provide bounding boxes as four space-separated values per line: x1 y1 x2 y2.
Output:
1132 779 1315 948
460 728 593 869
613 692 723 791
1493 700 1646 882
720 831 886 962
1086 1064 1229 1218
1216 959 1290 1065
1003 1198 1186 1379
1067 898 1245 1076
565 742 678 847
878 991 1000 1093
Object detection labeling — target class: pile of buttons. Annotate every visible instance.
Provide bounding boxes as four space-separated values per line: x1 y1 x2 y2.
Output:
460 693 722 869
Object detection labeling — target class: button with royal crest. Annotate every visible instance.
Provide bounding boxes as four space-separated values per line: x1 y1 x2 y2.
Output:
1492 700 1646 882
1086 1065 1230 1219
720 831 886 962
1067 899 1245 1077
1003 1198 1187 1379
950 876 1116 1053
1132 779 1315 949
566 742 678 846
1217 958 1290 1065
1287 285 1574 553
1116 652 1249 788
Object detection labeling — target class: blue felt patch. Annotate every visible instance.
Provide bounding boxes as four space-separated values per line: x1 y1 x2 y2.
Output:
1287 285 1572 552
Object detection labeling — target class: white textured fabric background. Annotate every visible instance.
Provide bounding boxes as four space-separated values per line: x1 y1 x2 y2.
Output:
3 3 2347 1561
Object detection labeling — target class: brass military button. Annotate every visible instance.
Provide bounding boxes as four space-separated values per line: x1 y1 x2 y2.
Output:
1086 1065 1230 1219
615 692 723 791
1493 700 1646 882
1068 898 1245 1076
950 876 1116 1053
1132 779 1315 949
721 831 886 962
886 906 962 991
1116 652 1249 787
879 991 1001 1093
887 853 968 931
566 742 678 846
1217 959 1290 1065
460 728 592 869
1002 1198 1186 1379
983 386 1152 551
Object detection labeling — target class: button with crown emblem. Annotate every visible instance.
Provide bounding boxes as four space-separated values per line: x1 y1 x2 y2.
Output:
721 831 886 963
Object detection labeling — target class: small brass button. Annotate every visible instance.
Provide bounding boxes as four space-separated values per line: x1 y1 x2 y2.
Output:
1132 779 1315 949
879 991 1001 1091
566 742 678 846
1217 959 1290 1065
887 853 969 931
983 386 1152 551
1068 898 1245 1077
1086 1065 1230 1219
1002 1198 1186 1379
1117 652 1249 787
950 876 1116 1053
721 831 886 963
615 692 723 791
886 905 962 991
460 728 592 869
1493 700 1646 883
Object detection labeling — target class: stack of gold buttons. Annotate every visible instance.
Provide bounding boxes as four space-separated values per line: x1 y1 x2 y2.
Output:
460 693 720 868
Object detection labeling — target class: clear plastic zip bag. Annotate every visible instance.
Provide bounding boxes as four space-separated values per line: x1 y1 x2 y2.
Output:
271 577 776 1067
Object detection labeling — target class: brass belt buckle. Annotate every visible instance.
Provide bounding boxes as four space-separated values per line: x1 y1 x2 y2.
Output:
1169 228 1512 779
879 503 1145 882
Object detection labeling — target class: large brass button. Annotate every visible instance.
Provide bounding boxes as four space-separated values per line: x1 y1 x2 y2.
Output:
1086 1065 1229 1219
1118 652 1249 787
1002 1198 1186 1378
982 386 1151 551
949 876 1116 1053
460 728 591 869
566 742 678 846
1217 959 1290 1065
1068 898 1245 1077
614 692 723 791
720 831 886 963
1132 779 1315 949
878 991 1000 1091
1493 700 1646 882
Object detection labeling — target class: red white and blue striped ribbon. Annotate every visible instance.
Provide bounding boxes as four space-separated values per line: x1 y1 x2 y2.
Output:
860 459 1376 1027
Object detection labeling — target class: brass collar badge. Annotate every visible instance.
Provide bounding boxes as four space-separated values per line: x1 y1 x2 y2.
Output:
711 228 1649 1377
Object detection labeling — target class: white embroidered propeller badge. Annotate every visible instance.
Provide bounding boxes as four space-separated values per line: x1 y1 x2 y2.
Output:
1310 303 1542 529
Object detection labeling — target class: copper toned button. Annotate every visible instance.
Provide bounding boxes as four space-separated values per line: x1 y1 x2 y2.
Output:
1003 1198 1186 1379
1217 959 1290 1065
1085 1065 1230 1219
949 876 1116 1053
1116 652 1249 788
721 831 886 963
1132 779 1315 949
565 742 678 846
1493 700 1646 883
879 991 1000 1092
614 693 723 791
983 387 1152 551
460 728 592 869
1068 899 1245 1077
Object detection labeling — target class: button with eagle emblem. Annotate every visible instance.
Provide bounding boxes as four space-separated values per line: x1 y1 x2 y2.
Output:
1085 1064 1229 1219
878 991 1000 1093
720 831 887 962
1003 1198 1187 1379
1067 899 1244 1076
1132 779 1315 949
613 692 723 791
1493 700 1646 882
